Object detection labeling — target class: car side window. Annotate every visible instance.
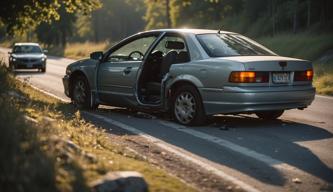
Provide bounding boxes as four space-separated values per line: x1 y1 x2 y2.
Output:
108 36 157 62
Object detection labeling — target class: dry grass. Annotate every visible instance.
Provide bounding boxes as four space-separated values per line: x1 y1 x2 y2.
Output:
0 65 197 192
63 42 110 59
47 42 110 59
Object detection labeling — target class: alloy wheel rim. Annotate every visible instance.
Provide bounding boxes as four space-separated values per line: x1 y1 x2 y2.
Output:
73 80 86 104
174 92 196 124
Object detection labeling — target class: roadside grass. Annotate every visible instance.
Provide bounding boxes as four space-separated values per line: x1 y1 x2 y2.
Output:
0 64 197 192
313 58 333 95
48 42 110 59
258 33 333 96
0 40 110 60
258 33 333 61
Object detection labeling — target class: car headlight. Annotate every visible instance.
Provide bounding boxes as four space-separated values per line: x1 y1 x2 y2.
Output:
66 68 71 75
10 57 16 61
41 58 45 61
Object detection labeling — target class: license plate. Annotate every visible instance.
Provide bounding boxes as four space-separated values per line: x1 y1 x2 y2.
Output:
272 72 290 83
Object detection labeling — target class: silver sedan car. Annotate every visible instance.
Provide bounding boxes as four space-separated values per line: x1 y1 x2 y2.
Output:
63 29 315 125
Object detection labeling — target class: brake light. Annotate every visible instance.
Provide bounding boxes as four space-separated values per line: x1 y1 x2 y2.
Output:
294 69 313 81
229 71 269 83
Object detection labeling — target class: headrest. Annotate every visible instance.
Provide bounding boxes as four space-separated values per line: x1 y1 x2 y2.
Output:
165 41 185 50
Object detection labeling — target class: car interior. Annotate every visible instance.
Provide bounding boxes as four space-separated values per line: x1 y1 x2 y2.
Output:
138 35 190 105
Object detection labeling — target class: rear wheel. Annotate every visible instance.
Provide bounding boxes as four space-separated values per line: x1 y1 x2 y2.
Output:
172 85 206 126
255 110 284 120
71 75 98 110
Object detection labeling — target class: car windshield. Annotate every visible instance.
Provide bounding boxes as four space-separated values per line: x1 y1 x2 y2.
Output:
13 45 42 54
196 33 276 57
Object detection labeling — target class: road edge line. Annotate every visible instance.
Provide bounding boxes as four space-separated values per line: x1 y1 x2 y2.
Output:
83 111 261 192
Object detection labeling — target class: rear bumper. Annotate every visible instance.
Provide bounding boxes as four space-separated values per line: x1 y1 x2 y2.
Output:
62 75 70 97
200 85 316 115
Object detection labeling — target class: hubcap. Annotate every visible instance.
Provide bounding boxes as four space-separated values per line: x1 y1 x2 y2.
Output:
174 92 196 124
73 80 86 104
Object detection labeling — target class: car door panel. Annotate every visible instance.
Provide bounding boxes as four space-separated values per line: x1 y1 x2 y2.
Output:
96 35 158 107
98 61 141 107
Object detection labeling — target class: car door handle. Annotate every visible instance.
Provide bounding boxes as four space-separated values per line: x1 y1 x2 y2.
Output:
123 67 132 75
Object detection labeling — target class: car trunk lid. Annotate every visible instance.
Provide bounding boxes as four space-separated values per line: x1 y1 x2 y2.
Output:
220 56 313 86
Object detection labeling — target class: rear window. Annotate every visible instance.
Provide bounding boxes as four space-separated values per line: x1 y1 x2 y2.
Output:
196 33 276 57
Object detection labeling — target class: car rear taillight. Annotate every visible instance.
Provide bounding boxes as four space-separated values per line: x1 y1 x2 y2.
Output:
229 71 269 83
294 69 313 81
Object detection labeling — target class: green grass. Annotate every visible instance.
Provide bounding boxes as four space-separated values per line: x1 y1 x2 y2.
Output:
0 64 197 192
258 33 333 61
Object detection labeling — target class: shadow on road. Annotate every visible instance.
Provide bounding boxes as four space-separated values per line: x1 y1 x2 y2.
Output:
82 107 333 186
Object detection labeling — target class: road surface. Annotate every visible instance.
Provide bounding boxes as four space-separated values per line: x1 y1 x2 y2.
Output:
1 47 333 192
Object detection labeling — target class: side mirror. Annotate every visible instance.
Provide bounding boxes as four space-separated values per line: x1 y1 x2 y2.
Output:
90 51 103 61
43 50 48 53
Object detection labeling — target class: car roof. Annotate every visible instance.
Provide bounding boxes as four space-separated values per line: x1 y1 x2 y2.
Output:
14 43 40 46
143 28 236 35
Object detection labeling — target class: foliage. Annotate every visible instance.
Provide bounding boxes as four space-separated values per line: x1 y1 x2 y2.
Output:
221 0 333 37
144 0 242 29
36 6 77 47
90 0 145 42
0 0 101 35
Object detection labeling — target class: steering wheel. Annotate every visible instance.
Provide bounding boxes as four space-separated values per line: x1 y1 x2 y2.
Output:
128 51 144 60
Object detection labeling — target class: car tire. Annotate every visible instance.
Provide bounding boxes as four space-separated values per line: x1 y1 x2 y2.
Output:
41 67 46 73
71 75 98 110
255 110 284 120
172 85 206 126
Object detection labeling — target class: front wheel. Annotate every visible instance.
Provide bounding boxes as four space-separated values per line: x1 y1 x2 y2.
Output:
255 110 284 120
172 85 206 126
71 75 98 110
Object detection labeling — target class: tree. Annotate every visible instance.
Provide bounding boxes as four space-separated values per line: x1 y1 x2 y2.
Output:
90 0 145 42
0 0 101 35
36 6 77 47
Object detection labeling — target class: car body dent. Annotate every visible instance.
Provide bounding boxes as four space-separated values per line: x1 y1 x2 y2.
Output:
68 59 98 89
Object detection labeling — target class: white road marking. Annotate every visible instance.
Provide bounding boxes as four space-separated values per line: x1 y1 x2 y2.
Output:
18 79 70 103
315 94 333 100
158 120 301 173
83 112 261 192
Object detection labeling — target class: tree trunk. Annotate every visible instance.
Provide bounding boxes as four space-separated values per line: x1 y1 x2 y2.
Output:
271 0 276 36
293 12 297 33
61 30 67 48
320 0 326 24
307 0 311 28
166 0 171 28
292 0 298 33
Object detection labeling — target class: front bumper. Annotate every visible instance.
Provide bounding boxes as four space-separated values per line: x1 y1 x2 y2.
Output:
10 60 46 69
200 85 316 115
62 75 70 97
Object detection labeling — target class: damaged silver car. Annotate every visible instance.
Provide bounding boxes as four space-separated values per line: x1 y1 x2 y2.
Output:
63 29 315 125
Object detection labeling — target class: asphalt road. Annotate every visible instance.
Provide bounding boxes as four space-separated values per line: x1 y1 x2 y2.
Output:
1 47 333 192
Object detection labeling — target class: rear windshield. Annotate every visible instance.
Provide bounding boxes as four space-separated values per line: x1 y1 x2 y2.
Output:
13 45 42 54
196 33 276 57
